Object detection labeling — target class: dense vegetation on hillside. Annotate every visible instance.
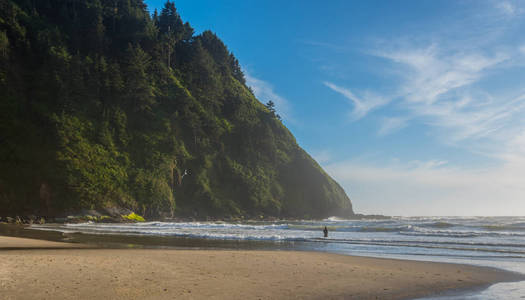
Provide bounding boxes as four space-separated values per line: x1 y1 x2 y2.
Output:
0 0 353 219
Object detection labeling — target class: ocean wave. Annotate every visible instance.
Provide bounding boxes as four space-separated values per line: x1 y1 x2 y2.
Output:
52 222 291 231
482 222 525 231
357 225 413 232
323 216 349 222
402 225 525 238
288 224 341 231
31 224 306 242
308 237 525 249
29 217 525 260
33 225 525 254
422 221 456 228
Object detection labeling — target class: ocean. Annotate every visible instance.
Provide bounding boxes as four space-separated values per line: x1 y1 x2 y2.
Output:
30 216 525 299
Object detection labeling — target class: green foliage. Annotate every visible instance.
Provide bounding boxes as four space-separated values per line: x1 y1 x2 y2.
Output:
0 30 8 56
123 44 155 113
0 0 353 219
53 113 129 209
132 168 175 216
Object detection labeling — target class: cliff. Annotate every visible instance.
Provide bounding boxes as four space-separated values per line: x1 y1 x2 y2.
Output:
0 0 353 219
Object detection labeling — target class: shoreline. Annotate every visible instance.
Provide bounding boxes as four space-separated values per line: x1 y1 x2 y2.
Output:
0 236 522 299
0 212 390 226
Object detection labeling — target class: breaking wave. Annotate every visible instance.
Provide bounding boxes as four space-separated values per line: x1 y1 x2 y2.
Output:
31 216 525 258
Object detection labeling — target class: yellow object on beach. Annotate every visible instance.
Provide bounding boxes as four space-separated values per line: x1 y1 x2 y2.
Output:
122 212 146 222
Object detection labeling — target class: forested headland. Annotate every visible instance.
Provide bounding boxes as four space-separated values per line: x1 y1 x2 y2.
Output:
0 0 353 219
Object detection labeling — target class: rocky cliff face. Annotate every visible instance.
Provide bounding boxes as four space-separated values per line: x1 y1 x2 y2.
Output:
0 0 353 219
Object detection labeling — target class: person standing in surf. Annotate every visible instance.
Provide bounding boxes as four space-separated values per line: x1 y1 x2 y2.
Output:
323 226 328 238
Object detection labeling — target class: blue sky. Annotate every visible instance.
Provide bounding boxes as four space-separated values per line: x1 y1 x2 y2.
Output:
145 0 525 216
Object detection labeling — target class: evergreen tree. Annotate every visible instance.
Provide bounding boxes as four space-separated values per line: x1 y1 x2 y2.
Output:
265 100 276 114
123 44 155 114
158 1 192 40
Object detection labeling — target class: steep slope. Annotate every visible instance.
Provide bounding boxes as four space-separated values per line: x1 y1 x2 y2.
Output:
0 0 353 219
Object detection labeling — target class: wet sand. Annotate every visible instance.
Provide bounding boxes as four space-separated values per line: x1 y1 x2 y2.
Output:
0 236 90 249
0 236 519 299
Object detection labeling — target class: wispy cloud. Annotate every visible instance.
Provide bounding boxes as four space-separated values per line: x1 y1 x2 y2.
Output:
377 46 508 105
495 0 525 16
520 45 525 55
324 82 389 120
245 73 293 122
497 1 517 15
322 45 519 138
320 0 525 144
311 149 333 164
374 43 525 143
378 117 408 136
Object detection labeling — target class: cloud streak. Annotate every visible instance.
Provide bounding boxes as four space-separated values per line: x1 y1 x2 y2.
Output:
323 0 525 143
311 149 333 164
324 82 389 120
495 1 525 16
378 117 408 136
496 1 517 16
378 46 508 105
520 45 525 55
375 43 525 144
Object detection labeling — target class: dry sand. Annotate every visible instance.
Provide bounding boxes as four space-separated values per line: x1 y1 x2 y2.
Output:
0 236 518 299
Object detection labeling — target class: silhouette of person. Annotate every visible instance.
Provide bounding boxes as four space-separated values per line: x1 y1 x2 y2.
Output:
323 226 328 238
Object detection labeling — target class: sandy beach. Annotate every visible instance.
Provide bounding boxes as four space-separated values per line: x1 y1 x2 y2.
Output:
0 236 519 299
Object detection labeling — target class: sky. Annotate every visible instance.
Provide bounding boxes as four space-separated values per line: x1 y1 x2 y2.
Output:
145 0 525 216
